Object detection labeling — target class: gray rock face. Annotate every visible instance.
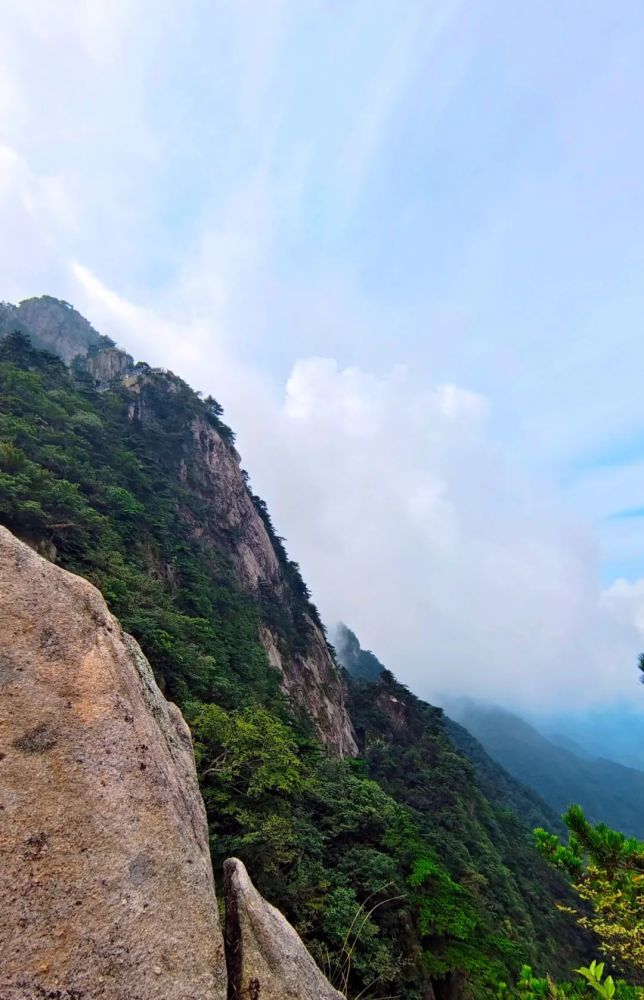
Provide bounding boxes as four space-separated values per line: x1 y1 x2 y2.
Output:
0 295 108 362
0 526 227 1000
187 415 358 757
224 858 346 1000
85 345 134 383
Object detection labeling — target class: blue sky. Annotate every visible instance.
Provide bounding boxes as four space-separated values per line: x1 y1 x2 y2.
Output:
3 0 644 710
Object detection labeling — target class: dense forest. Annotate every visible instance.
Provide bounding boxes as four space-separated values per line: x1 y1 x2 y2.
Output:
0 299 640 999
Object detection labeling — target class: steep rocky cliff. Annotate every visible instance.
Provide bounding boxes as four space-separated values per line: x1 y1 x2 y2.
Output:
85 345 134 384
0 526 227 1000
0 296 356 756
0 295 111 362
183 412 356 755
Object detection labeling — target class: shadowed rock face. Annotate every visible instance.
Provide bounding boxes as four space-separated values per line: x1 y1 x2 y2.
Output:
224 858 346 1000
0 526 227 1000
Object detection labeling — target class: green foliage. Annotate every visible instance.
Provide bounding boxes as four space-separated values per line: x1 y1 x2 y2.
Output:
189 703 303 798
501 961 642 1000
445 715 566 837
189 696 492 998
0 331 276 709
409 857 477 939
575 960 616 1000
535 807 644 979
348 673 592 990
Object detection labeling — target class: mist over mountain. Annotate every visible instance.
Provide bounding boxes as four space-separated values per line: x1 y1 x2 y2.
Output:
4 4 644 993
336 624 566 838
539 705 644 772
332 622 385 682
448 700 644 839
57 276 644 721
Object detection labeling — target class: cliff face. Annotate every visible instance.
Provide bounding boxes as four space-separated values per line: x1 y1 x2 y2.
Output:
185 415 356 756
0 526 227 1000
187 416 284 590
0 296 110 362
0 296 356 755
85 345 134 383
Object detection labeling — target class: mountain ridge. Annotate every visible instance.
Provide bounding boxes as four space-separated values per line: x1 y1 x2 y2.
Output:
0 295 595 999
0 298 356 755
449 700 644 839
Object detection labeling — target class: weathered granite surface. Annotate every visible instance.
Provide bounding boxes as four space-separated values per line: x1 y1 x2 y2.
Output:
0 526 227 1000
224 857 346 1000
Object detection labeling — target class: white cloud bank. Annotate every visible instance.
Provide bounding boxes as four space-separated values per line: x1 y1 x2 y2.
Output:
63 272 644 713
2 130 642 710
239 358 644 711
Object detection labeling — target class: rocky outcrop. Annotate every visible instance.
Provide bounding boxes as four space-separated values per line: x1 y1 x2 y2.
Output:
0 296 109 362
224 858 346 1000
260 624 357 757
183 416 357 757
0 525 350 998
334 623 385 683
0 526 227 1000
189 417 284 591
85 345 134 383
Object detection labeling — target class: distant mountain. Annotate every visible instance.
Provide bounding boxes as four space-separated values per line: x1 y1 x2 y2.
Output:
449 701 644 839
543 731 595 761
337 627 564 836
541 706 644 772
444 715 566 837
333 622 385 682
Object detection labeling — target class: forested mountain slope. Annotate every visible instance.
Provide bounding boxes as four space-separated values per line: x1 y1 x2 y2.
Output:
334 622 387 682
0 297 355 755
0 297 593 999
450 702 644 839
335 624 565 836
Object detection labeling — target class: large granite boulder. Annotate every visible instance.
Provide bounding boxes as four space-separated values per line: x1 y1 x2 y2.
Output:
224 857 346 1000
0 526 227 1000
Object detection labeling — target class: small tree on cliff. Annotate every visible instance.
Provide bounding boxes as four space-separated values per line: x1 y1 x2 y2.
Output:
535 805 644 978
